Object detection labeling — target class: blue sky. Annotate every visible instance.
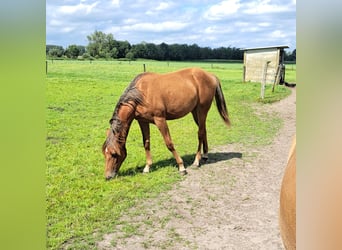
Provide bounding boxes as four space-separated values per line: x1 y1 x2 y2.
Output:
46 0 296 50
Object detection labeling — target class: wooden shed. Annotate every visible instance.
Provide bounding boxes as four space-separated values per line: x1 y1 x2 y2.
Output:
243 45 289 84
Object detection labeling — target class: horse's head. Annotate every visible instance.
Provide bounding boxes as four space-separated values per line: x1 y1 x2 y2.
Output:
102 129 127 180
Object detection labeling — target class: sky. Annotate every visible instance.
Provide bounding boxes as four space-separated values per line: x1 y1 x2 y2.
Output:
46 0 296 50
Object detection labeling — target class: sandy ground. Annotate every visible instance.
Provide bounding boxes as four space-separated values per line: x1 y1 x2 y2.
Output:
97 87 296 250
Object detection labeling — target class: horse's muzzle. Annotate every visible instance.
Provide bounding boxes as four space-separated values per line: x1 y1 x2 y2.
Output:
105 172 117 181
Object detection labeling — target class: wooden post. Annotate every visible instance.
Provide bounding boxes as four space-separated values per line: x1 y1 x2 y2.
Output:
243 65 246 82
272 65 283 92
261 61 271 99
143 64 146 72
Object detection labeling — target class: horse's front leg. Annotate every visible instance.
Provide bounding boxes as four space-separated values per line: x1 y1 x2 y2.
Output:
154 117 187 175
138 121 152 173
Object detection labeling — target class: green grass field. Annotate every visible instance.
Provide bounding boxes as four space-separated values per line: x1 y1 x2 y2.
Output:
46 60 295 249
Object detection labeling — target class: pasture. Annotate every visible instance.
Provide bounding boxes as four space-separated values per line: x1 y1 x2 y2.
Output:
46 60 295 249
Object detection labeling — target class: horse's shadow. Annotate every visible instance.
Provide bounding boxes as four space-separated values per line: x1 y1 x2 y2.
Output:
119 151 242 177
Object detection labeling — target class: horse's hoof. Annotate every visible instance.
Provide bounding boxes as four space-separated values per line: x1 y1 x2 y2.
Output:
179 170 188 175
143 166 150 174
201 153 209 162
191 164 200 169
201 157 208 163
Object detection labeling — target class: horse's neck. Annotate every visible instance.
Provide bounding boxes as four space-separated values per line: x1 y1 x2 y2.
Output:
115 104 135 141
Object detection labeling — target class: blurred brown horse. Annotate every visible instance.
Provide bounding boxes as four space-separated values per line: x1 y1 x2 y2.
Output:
279 134 296 249
102 67 230 180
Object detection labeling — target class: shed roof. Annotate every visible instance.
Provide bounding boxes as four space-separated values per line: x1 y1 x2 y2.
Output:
242 45 289 51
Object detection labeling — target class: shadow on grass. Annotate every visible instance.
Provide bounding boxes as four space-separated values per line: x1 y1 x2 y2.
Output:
119 151 242 177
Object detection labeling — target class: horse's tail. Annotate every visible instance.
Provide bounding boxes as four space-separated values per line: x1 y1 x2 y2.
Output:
214 77 231 127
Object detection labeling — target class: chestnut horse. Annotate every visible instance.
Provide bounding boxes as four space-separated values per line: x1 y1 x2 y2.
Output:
102 67 230 180
279 134 296 249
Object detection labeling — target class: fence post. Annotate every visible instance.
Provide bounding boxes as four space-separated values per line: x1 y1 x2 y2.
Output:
272 64 283 92
143 64 146 72
261 61 271 99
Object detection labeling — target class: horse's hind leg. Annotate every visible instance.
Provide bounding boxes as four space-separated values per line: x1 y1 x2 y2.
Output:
192 109 209 167
154 116 187 175
138 121 153 173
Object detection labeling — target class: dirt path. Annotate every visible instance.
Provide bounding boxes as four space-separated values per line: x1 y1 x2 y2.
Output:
97 88 296 250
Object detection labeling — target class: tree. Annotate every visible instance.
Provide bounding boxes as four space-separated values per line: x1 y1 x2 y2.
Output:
125 51 135 61
188 44 201 60
46 45 64 58
83 30 245 61
168 44 186 60
145 43 159 60
86 30 108 58
131 43 147 59
200 47 212 59
158 43 169 60
116 40 131 58
284 49 296 62
65 44 80 59
86 31 131 59
77 45 86 56
290 49 296 61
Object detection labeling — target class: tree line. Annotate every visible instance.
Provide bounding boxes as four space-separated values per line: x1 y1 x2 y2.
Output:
46 30 296 62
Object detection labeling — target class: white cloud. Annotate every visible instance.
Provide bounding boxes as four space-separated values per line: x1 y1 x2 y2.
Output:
204 0 241 20
235 21 249 27
155 2 171 11
104 26 121 34
123 21 189 32
111 0 120 7
61 27 75 33
243 0 290 14
145 2 173 15
270 30 287 38
58 1 99 15
122 18 139 25
258 22 271 27
49 19 63 26
204 25 234 34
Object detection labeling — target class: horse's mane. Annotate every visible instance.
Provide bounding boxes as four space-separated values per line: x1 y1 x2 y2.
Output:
103 74 145 152
109 73 144 132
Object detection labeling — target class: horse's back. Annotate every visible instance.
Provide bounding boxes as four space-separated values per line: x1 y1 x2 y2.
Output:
280 135 296 249
138 67 216 85
134 68 218 120
138 68 217 100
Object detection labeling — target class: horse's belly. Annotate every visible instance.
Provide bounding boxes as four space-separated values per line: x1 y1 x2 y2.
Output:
165 111 190 120
164 98 197 120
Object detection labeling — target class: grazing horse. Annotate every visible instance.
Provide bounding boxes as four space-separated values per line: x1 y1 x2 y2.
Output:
102 67 230 180
279 134 296 249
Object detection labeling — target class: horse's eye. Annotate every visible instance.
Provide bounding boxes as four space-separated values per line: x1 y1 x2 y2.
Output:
111 153 118 158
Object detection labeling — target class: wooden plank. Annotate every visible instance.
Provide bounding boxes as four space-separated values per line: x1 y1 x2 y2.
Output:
272 65 282 92
261 61 271 99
